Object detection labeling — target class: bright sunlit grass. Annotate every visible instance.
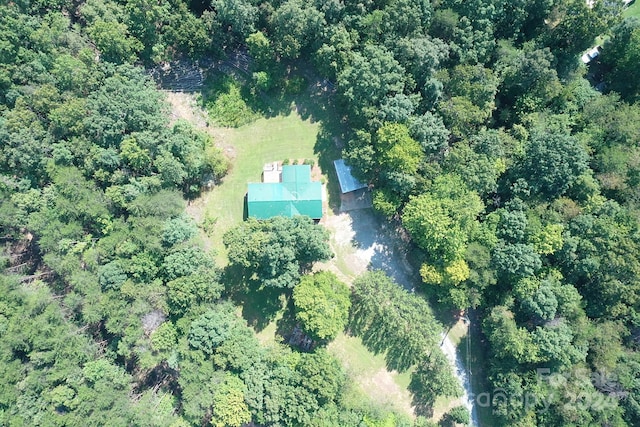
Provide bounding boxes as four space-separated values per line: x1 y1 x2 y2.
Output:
204 110 319 263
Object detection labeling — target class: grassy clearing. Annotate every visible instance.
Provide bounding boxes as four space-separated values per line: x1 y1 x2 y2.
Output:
624 0 640 18
204 111 320 262
328 333 415 419
181 72 422 422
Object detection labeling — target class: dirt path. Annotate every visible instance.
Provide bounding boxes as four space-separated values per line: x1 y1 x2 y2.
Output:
318 209 419 418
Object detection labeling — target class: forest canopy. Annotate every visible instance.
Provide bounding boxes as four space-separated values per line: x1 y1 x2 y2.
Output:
2 0 640 426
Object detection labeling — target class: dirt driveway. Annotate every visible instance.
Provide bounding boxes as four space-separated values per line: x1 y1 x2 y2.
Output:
319 207 420 418
318 208 418 290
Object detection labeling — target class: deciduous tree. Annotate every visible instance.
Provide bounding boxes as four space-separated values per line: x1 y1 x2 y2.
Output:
292 271 350 341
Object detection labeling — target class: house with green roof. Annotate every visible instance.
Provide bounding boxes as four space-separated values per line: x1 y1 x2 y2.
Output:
247 164 323 220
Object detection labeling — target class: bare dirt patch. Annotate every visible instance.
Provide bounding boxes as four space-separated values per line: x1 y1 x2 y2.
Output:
164 91 207 129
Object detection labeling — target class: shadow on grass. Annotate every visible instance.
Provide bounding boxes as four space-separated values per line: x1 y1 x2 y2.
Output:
222 264 286 332
204 62 348 213
275 297 298 342
348 310 418 373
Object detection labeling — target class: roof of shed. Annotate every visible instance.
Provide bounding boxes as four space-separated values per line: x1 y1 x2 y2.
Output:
334 159 367 193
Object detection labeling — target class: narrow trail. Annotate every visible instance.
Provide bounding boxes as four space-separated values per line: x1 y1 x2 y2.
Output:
441 327 480 426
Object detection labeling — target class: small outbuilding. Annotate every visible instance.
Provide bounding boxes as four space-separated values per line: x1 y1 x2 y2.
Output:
247 164 323 220
333 159 367 194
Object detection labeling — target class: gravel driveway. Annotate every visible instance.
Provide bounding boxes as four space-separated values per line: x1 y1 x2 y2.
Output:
318 208 418 289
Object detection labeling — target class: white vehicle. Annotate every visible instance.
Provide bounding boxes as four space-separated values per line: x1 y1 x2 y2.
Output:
581 46 601 64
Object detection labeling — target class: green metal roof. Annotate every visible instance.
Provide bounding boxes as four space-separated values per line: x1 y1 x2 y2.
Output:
281 164 312 183
247 165 323 219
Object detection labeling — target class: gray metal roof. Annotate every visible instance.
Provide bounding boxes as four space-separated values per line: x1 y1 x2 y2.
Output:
334 159 367 193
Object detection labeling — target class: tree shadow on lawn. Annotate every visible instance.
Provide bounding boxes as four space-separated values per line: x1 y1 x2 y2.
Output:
348 312 417 373
222 264 286 332
241 62 340 122
274 297 300 343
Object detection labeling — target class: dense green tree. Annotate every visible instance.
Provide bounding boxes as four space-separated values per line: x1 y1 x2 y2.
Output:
492 241 542 282
223 216 332 289
544 0 620 65
409 350 462 415
337 44 406 126
390 36 447 94
444 130 511 196
483 305 539 364
84 65 166 148
577 94 640 203
0 99 53 185
435 0 495 64
380 0 432 41
402 174 483 264
246 31 274 71
350 271 444 371
188 302 247 355
313 24 355 79
495 43 562 122
178 356 222 425
407 112 449 154
559 201 640 319
292 271 351 341
532 320 586 368
0 276 173 425
269 0 324 60
403 192 468 263
211 374 251 427
438 64 499 137
210 0 258 43
162 214 198 247
375 122 424 178
87 20 143 64
602 18 640 101
519 129 589 199
298 350 345 406
162 246 214 281
4 2 640 426
167 270 224 316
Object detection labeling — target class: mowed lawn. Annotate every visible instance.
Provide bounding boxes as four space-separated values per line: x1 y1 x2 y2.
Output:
204 110 319 262
328 333 415 419
624 0 640 18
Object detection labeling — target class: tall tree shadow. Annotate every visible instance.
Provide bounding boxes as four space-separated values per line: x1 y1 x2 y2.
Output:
222 264 286 332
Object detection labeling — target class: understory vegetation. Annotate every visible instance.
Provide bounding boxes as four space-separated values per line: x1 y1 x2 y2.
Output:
2 0 640 426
